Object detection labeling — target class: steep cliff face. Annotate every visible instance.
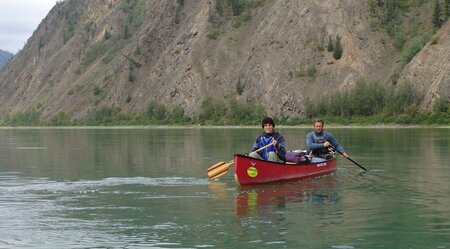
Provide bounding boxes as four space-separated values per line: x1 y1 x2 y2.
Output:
398 21 450 111
0 0 446 120
200 0 395 118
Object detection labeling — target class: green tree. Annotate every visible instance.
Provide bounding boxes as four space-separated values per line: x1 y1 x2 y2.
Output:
128 63 134 82
87 107 121 124
230 0 242 16
392 26 405 49
327 35 334 52
368 0 378 13
199 97 227 121
351 80 385 115
146 101 167 120
174 8 181 24
304 97 315 118
228 99 264 122
123 24 130 39
3 109 42 126
236 78 244 95
333 35 343 60
215 0 224 15
433 0 443 28
50 112 71 126
391 82 423 114
445 0 450 20
433 97 449 113
104 29 111 40
382 0 398 25
168 106 189 123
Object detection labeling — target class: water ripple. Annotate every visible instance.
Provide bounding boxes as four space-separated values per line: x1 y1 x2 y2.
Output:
1 176 210 194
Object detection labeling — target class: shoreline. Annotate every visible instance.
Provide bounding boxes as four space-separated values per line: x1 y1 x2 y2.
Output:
0 124 448 129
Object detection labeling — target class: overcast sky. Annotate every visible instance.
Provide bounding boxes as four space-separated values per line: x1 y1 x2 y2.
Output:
0 0 57 54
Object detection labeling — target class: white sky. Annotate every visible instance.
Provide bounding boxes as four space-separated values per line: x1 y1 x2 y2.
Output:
0 0 57 54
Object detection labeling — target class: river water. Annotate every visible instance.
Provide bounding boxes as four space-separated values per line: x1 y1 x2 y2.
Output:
0 127 449 248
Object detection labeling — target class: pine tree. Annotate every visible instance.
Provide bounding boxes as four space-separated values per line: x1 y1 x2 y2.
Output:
382 0 397 25
445 0 450 20
433 0 443 28
104 29 111 40
123 24 130 39
333 35 343 60
215 0 223 15
230 0 242 16
327 36 334 52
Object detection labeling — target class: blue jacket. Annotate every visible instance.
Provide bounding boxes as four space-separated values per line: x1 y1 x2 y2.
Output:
252 131 286 161
306 131 345 156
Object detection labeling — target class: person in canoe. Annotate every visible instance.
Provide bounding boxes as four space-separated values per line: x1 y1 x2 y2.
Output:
306 118 349 160
248 117 286 163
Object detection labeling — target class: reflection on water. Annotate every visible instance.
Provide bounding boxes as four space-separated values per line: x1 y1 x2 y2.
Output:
234 175 339 217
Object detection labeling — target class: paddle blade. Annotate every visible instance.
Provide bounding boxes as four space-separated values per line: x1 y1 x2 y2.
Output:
209 168 229 179
208 161 226 172
208 160 234 179
208 163 231 179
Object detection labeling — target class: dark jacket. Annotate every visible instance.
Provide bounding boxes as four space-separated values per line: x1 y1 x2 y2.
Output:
252 131 286 161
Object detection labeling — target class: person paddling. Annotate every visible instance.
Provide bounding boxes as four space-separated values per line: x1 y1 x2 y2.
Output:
306 118 349 159
248 117 286 163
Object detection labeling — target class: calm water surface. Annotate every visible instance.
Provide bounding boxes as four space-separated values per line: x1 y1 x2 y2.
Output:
0 127 449 248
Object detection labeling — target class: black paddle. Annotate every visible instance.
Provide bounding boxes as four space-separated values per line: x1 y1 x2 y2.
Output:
331 145 368 172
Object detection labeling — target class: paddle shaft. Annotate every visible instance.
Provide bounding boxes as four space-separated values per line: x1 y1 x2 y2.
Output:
228 142 276 167
226 142 276 166
331 145 368 171
207 142 276 178
253 142 276 153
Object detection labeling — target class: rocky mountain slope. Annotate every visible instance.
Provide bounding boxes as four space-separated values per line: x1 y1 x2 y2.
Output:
0 49 13 70
398 21 450 111
0 0 448 121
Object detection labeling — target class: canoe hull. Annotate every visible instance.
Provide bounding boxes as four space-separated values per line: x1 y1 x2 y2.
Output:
233 154 337 186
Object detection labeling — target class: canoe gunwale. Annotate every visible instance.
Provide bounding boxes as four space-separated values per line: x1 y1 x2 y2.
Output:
233 153 337 186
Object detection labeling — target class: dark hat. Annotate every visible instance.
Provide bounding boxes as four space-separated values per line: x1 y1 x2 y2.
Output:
262 117 275 128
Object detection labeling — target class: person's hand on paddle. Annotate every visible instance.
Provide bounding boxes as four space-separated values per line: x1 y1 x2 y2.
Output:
272 139 278 147
324 141 349 158
341 151 349 158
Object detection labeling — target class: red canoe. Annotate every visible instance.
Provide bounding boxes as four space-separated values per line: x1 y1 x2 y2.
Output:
233 154 337 186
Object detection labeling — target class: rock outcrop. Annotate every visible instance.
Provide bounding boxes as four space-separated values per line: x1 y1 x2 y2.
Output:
398 21 450 111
